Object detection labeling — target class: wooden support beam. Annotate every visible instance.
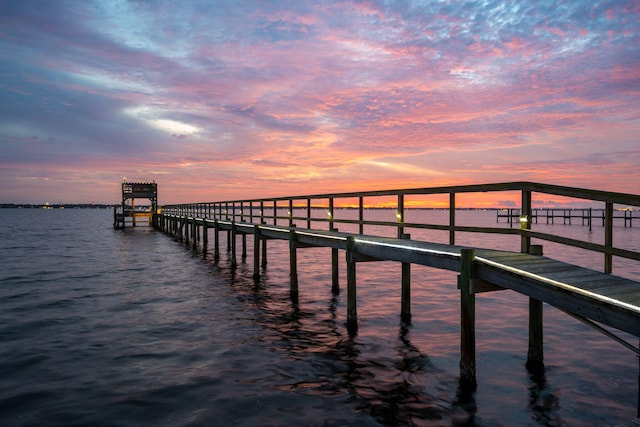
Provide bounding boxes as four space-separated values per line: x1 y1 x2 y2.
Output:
470 278 505 294
349 253 384 262
459 248 476 386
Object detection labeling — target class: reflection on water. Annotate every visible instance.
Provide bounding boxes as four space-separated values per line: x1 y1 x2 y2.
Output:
0 209 637 426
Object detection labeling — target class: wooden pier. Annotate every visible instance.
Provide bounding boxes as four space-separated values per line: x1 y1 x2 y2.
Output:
153 181 640 419
113 180 157 229
498 207 638 228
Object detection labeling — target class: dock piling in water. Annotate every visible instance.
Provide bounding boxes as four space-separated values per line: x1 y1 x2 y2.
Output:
346 236 358 334
459 248 476 386
401 233 411 324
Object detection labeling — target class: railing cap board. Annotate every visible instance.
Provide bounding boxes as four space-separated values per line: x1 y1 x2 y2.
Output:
163 182 640 208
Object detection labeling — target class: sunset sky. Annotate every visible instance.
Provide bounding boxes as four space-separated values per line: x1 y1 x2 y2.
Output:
1 1 639 205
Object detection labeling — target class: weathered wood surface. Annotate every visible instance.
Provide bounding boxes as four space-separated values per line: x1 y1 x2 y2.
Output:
164 215 640 337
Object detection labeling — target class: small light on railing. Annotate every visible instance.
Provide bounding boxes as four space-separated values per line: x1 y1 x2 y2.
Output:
519 215 528 229
259 210 263 216
396 211 403 222
327 210 333 219
287 210 292 217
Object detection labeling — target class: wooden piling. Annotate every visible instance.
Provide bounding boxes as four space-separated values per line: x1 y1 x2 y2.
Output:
242 234 247 261
202 220 208 251
331 227 340 294
527 297 544 372
231 222 237 267
253 225 261 280
459 248 476 386
289 228 298 299
214 220 220 262
346 236 358 333
332 247 340 294
261 222 268 268
192 218 197 250
401 233 411 324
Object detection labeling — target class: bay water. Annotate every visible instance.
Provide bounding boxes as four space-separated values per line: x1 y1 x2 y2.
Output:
0 208 637 426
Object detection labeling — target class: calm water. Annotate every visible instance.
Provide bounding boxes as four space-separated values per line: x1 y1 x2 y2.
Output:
0 208 637 426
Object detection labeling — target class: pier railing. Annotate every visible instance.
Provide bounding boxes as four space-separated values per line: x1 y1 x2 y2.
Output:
161 181 640 274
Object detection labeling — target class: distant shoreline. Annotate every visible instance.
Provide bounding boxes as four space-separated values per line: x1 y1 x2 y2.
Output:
2 204 636 211
0 204 114 209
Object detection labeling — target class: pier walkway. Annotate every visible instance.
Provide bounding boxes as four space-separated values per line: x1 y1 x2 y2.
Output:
154 181 640 419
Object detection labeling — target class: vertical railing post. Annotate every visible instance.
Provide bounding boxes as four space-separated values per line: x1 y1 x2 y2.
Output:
397 193 404 238
449 192 456 245
359 196 364 234
329 197 334 231
288 199 293 227
307 198 311 229
459 248 476 386
521 189 531 254
605 202 613 274
258 201 263 224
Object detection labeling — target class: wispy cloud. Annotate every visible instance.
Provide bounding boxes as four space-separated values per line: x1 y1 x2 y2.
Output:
1 0 638 203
